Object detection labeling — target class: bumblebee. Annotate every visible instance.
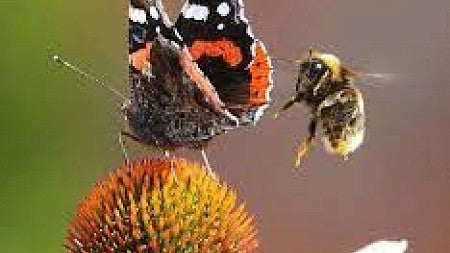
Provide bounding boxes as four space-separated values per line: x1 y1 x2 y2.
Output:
275 50 365 167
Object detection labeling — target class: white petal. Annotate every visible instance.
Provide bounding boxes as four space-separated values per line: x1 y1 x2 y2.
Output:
352 239 409 253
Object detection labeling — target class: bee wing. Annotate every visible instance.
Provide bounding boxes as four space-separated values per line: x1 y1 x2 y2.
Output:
355 73 397 88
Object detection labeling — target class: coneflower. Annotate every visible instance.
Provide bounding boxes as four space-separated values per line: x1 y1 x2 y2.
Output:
66 157 259 253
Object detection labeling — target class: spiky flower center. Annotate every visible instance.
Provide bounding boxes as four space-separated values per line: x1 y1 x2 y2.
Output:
66 157 258 253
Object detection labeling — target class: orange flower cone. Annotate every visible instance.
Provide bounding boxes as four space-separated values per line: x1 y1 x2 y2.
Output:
66 157 259 253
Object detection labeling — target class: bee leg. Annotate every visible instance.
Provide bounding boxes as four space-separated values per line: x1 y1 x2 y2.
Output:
317 90 345 114
119 130 140 164
313 70 330 95
294 118 317 169
201 148 217 180
273 98 295 119
296 72 313 91
273 92 305 119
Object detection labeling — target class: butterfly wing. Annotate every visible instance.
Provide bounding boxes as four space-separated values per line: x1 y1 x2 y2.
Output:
129 0 182 71
175 0 273 124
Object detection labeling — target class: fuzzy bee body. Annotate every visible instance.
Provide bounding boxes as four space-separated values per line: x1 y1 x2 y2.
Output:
276 51 366 167
318 87 365 157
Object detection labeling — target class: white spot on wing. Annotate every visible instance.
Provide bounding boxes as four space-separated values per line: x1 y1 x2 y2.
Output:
149 6 160 20
129 5 147 24
217 23 225 30
217 2 231 16
182 4 209 21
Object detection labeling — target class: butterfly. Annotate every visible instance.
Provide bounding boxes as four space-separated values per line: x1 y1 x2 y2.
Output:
125 0 273 172
54 0 272 174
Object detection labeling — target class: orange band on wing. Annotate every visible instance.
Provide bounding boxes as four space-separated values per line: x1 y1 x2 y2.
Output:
188 39 243 67
249 41 272 106
129 42 152 72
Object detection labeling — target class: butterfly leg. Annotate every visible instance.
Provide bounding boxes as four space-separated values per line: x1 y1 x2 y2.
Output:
119 130 141 164
294 117 317 170
119 130 130 164
201 148 217 180
163 150 180 184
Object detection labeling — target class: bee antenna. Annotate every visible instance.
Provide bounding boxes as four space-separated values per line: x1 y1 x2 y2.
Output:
307 46 314 76
308 47 313 62
52 54 127 101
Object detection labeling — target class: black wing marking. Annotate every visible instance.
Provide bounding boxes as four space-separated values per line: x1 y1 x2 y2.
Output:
174 0 256 107
175 0 274 125
175 0 254 67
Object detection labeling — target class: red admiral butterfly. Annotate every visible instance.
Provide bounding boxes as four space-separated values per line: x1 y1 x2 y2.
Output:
56 0 272 173
126 0 272 163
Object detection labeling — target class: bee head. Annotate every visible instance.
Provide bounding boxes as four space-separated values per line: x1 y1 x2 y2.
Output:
299 51 342 83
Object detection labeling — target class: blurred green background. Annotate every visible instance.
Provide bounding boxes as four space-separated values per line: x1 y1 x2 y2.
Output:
1 0 128 251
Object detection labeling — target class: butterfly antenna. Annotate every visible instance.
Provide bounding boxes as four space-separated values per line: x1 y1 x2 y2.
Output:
201 149 217 180
53 54 127 101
